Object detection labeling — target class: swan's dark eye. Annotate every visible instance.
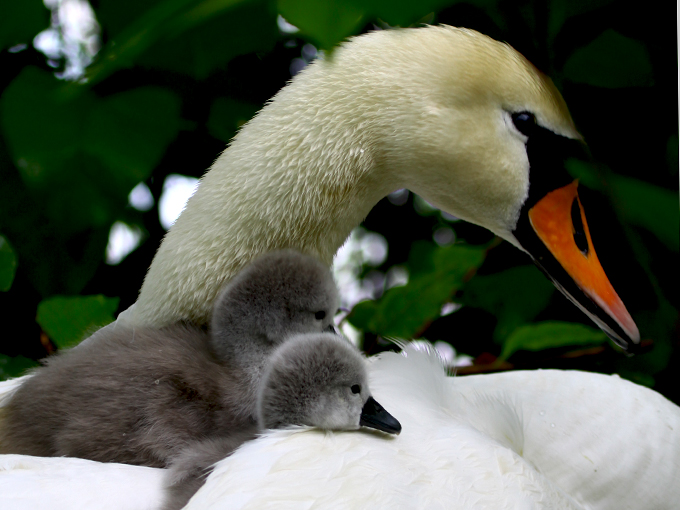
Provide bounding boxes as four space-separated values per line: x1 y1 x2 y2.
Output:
351 384 361 394
511 111 536 136
314 311 326 320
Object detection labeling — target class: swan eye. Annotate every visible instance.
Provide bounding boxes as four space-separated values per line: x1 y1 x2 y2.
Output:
314 311 326 320
511 111 536 136
351 384 361 394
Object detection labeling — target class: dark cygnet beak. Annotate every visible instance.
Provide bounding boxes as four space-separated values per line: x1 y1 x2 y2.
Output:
359 396 401 435
326 324 339 334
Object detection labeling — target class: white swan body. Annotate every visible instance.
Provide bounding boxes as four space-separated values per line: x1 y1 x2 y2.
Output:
0 454 164 510
2 346 678 509
187 346 680 510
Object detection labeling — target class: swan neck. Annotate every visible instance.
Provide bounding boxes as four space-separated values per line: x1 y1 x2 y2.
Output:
130 79 394 327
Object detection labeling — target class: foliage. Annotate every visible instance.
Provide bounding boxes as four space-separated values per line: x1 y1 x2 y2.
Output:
499 321 607 362
349 244 486 338
36 295 119 349
0 0 676 403
458 264 555 343
0 235 17 292
562 29 652 88
0 354 39 380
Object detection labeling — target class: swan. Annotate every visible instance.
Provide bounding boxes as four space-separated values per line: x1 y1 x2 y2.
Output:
1 24 674 509
119 25 639 351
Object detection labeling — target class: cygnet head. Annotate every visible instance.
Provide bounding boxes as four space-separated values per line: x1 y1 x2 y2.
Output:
257 333 401 435
210 250 339 361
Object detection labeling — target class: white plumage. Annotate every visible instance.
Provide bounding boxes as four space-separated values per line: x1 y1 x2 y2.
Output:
188 345 680 510
0 454 164 510
2 345 678 509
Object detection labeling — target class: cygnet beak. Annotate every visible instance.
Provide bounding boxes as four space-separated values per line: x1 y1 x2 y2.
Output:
359 396 401 435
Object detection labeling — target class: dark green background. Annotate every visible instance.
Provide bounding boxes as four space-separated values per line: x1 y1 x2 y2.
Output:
0 0 677 403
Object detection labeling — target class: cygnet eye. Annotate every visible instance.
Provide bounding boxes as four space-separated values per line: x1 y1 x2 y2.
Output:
351 384 361 394
314 311 326 320
511 111 536 136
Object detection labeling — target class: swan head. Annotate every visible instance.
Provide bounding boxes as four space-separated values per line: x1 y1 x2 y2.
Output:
130 26 639 350
210 250 339 362
348 26 639 348
257 333 401 435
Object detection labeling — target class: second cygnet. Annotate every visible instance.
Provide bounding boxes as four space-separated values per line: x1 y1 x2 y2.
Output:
164 332 401 510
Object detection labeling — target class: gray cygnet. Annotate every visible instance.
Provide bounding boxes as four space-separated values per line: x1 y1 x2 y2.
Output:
0 250 340 465
164 332 401 510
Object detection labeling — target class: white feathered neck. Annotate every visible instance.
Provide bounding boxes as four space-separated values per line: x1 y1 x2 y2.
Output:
126 26 577 328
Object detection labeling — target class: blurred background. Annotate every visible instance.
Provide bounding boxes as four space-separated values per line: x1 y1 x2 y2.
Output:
0 0 677 403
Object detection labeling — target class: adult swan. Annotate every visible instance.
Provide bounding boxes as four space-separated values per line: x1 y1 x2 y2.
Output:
1 25 677 510
122 25 638 350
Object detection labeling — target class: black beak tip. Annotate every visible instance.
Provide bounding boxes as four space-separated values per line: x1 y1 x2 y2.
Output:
613 336 651 357
608 332 632 352
359 396 402 435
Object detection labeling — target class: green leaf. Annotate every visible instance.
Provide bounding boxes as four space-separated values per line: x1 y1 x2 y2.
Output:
97 0 170 37
0 67 86 185
92 0 277 81
0 68 181 231
406 240 437 276
36 295 120 349
564 159 603 190
369 0 462 27
83 87 182 183
547 0 616 42
0 354 39 381
140 0 278 79
563 30 652 88
0 144 111 297
461 265 555 342
617 370 655 388
278 0 365 50
0 234 18 292
348 244 486 338
565 160 678 252
0 0 49 50
278 0 480 49
610 176 679 252
667 135 679 176
500 321 607 361
616 301 677 377
208 98 261 142
91 0 201 82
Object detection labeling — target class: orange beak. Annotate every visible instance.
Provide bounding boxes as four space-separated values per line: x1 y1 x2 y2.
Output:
527 180 640 347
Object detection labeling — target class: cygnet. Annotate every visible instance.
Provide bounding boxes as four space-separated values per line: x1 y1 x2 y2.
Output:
0 250 340 466
164 332 401 510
